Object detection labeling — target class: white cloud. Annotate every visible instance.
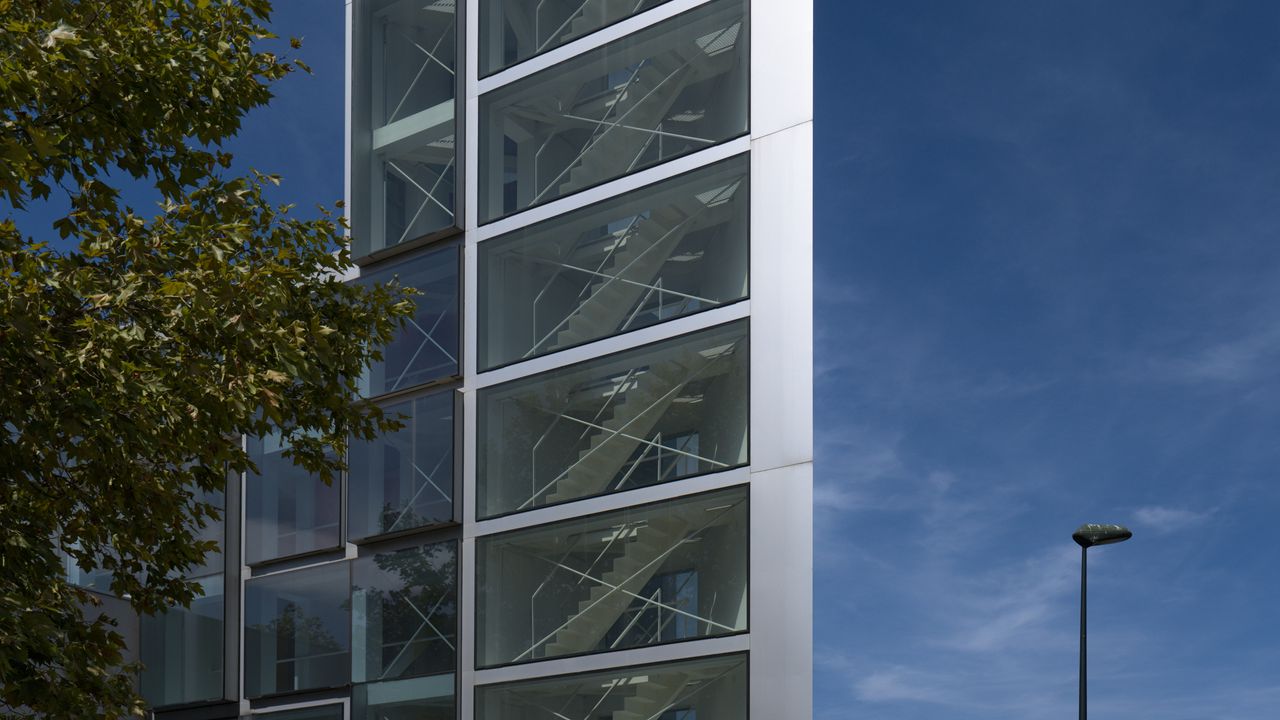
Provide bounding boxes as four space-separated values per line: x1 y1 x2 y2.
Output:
1132 505 1213 534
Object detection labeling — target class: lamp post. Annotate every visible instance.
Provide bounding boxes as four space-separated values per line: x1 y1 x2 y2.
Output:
1072 523 1132 720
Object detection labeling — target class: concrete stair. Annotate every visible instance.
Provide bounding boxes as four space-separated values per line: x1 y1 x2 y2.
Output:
543 515 691 657
544 348 709 506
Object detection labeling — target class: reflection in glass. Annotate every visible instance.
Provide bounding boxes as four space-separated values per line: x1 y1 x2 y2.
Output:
245 563 351 698
253 705 345 720
349 391 455 540
359 246 460 397
352 541 457 683
245 433 341 564
476 653 747 720
476 487 748 667
140 575 224 707
479 0 672 75
356 0 459 256
478 0 748 222
353 674 454 720
479 155 749 369
478 321 748 518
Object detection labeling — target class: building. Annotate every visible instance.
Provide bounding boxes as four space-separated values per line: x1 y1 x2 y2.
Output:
74 2 812 718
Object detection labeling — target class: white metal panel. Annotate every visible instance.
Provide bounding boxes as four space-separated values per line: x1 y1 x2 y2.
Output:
470 299 749 389
750 0 813 138
475 137 751 240
476 0 713 94
471 467 750 537
750 121 814 472
472 633 750 686
749 461 813 720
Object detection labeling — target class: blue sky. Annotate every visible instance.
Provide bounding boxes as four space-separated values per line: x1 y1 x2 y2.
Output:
20 1 1277 717
814 2 1280 718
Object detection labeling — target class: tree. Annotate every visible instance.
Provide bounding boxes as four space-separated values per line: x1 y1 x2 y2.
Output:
0 1 413 716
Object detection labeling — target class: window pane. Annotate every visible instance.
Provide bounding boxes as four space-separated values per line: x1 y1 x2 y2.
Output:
360 246 460 397
354 675 455 720
476 486 748 667
354 0 459 257
352 540 457 683
478 321 748 518
254 706 345 720
245 433 341 564
476 654 746 720
479 0 673 76
245 564 351 698
349 391 455 540
479 155 749 369
478 0 748 222
186 485 225 578
140 575 224 707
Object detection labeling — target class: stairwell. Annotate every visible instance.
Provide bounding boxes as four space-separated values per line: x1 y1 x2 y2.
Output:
543 514 691 657
542 346 719 506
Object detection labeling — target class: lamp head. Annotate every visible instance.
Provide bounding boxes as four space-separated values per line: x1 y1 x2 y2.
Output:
1072 523 1132 548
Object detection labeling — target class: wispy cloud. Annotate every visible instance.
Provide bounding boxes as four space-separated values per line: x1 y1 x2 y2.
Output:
1132 505 1213 534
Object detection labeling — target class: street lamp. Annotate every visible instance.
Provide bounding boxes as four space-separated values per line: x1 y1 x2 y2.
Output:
1072 523 1132 720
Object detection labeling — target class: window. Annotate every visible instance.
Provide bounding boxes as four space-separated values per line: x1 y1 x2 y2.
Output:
478 0 748 221
139 575 224 707
245 433 341 564
478 155 749 369
352 540 457 683
353 0 460 257
253 706 345 720
477 320 748 518
359 245 460 397
245 564 351 697
353 673 454 720
478 0 674 75
476 486 747 667
348 390 455 540
474 653 746 720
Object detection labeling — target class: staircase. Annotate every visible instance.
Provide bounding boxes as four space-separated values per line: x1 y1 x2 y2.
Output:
609 662 731 720
543 515 691 657
543 346 715 506
548 206 690 351
560 53 693 195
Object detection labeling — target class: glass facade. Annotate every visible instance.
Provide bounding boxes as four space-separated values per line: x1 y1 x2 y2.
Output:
354 0 459 257
478 321 749 518
349 390 456 540
245 564 352 698
117 1 815 717
354 674 455 720
140 575 224 706
246 433 342 564
479 0 673 76
476 487 748 667
475 653 747 720
359 245 460 397
478 0 749 221
479 155 749 369
352 540 458 683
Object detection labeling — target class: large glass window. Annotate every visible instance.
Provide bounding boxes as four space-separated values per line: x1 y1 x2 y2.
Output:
476 486 748 667
349 391 455 541
478 0 748 222
479 155 749 369
140 575 225 707
245 433 341 564
245 563 351 698
477 321 748 518
253 706 344 720
475 653 747 720
354 675 453 720
352 540 457 683
479 0 674 76
359 246 460 398
355 0 459 257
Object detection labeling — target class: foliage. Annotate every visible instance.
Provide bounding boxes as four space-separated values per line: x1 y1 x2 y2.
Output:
0 1 413 716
